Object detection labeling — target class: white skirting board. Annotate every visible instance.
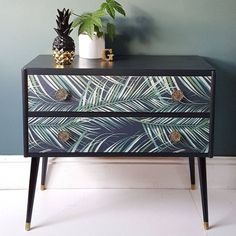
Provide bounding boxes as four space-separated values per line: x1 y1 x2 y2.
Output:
0 156 236 190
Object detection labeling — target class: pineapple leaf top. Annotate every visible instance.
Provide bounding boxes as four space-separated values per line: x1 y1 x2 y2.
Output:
54 8 73 37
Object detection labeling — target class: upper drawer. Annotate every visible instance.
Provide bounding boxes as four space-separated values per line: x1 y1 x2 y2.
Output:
28 75 211 113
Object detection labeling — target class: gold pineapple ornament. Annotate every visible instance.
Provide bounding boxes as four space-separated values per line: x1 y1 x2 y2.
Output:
53 9 75 65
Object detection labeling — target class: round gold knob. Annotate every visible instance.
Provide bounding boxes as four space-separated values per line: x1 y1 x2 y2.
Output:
58 131 70 142
171 90 184 102
169 131 181 143
55 88 70 101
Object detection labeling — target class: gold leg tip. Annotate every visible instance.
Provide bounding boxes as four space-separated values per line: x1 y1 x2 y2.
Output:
25 223 31 231
204 222 209 230
191 184 196 190
40 184 46 191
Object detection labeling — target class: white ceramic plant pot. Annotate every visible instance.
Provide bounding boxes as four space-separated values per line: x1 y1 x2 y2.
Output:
78 34 105 59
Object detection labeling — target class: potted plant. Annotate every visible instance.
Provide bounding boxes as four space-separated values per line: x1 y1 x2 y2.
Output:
72 0 126 59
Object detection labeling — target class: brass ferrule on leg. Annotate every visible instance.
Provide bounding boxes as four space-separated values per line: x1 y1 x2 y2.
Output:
204 222 209 230
191 184 196 190
25 223 31 231
40 184 46 191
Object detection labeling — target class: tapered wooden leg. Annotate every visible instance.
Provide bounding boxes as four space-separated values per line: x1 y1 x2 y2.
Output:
25 158 40 231
198 157 209 230
189 157 195 190
41 157 48 191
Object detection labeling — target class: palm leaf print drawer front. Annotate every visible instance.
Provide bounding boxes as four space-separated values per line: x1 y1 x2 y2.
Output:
28 117 209 154
28 75 211 113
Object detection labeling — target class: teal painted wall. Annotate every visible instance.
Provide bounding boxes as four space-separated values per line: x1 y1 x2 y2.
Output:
0 0 236 155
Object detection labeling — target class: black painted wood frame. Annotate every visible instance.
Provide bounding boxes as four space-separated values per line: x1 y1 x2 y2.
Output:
22 55 215 230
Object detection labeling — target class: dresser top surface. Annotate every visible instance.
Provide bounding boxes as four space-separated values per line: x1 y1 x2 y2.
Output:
23 55 214 72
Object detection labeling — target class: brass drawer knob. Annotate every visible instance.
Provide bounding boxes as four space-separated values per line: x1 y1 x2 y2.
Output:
55 88 70 101
171 90 184 102
169 131 181 143
58 131 70 142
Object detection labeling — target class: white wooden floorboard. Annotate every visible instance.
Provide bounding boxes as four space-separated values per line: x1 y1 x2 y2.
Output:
191 190 236 235
0 189 206 236
1 156 236 235
1 189 236 235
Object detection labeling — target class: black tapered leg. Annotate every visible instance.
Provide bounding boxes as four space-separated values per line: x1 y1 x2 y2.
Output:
41 157 48 191
25 158 40 231
189 157 195 190
197 157 209 230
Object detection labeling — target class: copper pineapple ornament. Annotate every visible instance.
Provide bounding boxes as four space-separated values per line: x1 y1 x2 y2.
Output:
53 9 75 65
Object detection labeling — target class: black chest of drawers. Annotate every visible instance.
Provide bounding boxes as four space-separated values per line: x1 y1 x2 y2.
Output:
22 55 215 231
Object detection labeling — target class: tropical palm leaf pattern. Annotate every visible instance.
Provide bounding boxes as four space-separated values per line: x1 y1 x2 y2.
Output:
28 75 211 113
28 117 209 154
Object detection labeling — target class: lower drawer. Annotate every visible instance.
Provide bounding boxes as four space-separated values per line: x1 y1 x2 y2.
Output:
28 117 210 154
